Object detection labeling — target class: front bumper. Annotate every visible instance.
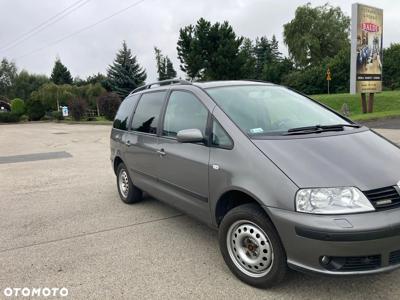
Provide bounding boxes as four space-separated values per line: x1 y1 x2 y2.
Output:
265 206 400 275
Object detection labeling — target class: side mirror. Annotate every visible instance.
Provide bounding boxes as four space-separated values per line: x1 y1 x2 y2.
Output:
177 129 204 143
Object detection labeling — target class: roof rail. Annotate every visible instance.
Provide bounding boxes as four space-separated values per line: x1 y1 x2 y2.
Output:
130 79 192 94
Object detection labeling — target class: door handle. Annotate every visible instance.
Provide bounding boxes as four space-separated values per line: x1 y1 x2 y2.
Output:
125 140 131 146
156 148 166 156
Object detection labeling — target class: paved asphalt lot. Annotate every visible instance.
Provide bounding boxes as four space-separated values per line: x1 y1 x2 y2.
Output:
0 122 400 299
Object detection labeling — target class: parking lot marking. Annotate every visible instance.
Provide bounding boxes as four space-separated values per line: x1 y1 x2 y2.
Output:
0 151 72 164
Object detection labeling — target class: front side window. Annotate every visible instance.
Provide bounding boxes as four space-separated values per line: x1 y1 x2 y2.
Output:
163 91 208 137
207 85 350 137
113 94 139 130
131 91 166 134
212 120 233 149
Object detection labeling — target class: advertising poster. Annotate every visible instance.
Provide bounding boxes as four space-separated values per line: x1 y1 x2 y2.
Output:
350 3 383 94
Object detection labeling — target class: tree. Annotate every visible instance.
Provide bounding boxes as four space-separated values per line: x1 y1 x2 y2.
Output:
68 97 87 121
10 98 25 116
50 58 73 85
106 41 147 98
177 18 244 80
165 57 177 79
12 70 49 100
283 3 350 68
86 83 106 116
98 92 121 120
26 98 45 121
154 47 177 80
0 58 17 97
177 23 205 80
85 73 107 87
383 43 400 90
239 38 256 79
282 45 349 95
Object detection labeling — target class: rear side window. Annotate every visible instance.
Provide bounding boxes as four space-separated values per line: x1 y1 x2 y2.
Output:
113 94 139 130
163 91 208 137
131 91 166 134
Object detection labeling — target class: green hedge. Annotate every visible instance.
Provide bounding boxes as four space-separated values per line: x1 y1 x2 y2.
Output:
0 112 20 123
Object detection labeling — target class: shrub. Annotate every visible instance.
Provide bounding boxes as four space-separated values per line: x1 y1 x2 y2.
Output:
68 97 87 121
10 98 26 116
98 92 121 120
0 112 20 123
51 110 64 120
26 99 45 121
20 114 29 122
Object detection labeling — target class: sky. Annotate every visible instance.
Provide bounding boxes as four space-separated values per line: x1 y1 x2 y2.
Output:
0 0 399 82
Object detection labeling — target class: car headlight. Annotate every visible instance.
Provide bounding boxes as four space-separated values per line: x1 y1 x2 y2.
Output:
296 187 375 214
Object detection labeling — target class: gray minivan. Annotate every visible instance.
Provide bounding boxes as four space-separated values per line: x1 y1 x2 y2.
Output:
110 79 400 288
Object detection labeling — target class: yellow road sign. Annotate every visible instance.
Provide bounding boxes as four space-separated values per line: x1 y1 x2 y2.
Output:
326 68 331 81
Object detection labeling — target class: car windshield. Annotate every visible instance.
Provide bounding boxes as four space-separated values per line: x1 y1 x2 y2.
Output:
206 85 350 137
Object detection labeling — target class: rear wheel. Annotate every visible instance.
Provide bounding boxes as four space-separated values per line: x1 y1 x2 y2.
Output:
116 163 143 204
218 203 287 288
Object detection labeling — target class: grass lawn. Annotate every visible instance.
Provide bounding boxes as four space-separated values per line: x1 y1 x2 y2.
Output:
312 91 400 121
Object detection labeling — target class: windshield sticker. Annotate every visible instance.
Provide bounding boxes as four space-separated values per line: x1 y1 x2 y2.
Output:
250 128 264 134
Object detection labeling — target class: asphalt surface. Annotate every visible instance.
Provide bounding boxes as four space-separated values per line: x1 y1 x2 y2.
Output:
1 122 400 299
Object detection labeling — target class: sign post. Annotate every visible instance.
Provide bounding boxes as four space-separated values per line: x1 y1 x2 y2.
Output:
350 3 383 113
326 67 331 94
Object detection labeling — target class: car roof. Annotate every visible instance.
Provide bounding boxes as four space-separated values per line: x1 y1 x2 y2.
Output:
193 80 276 89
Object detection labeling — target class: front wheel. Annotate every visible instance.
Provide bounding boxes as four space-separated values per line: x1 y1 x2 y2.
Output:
218 203 287 288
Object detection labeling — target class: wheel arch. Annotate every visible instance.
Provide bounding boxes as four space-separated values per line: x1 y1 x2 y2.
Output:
214 188 267 226
113 156 124 175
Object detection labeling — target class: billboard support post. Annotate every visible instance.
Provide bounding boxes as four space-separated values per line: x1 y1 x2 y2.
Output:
368 93 374 113
350 3 383 114
361 93 367 113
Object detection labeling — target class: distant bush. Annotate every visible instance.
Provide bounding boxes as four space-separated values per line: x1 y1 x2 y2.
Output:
51 110 64 120
26 99 45 121
0 112 20 123
20 114 29 122
98 92 121 120
68 97 87 121
86 116 96 121
10 98 25 116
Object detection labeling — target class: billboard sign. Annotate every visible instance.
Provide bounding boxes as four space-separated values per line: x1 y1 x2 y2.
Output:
350 3 383 94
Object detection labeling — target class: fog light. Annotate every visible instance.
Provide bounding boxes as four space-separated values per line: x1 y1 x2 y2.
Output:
321 256 331 265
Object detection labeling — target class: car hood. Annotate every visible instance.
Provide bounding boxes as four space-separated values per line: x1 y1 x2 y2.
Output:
252 130 400 191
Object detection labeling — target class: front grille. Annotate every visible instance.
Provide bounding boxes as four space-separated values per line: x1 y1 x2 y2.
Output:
364 186 400 210
323 255 381 271
389 250 400 265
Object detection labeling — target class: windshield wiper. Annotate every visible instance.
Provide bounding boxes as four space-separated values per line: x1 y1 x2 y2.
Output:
283 124 361 135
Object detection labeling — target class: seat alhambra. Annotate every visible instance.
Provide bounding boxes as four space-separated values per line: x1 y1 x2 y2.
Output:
110 80 400 288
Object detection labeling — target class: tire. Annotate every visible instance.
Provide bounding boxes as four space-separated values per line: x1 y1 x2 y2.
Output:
218 203 287 288
116 162 143 204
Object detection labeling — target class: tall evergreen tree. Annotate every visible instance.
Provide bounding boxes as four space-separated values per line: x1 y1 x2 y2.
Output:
106 41 146 98
239 38 256 79
50 58 73 85
154 47 177 80
177 18 244 80
165 57 177 79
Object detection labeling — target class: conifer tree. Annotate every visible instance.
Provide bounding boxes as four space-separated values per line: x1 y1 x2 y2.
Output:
50 58 72 85
106 41 146 98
